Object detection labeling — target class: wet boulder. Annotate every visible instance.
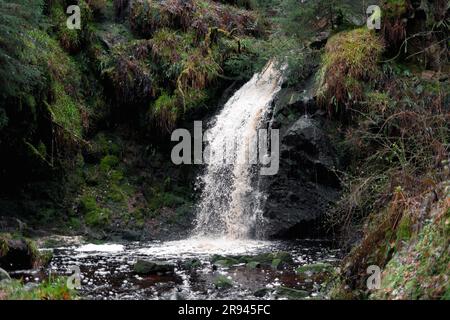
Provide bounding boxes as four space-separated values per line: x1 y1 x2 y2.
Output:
261 103 341 238
275 287 309 300
182 258 202 270
0 235 38 271
133 260 175 275
296 263 333 275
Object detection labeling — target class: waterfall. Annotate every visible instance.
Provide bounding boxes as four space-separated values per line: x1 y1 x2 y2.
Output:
193 60 284 239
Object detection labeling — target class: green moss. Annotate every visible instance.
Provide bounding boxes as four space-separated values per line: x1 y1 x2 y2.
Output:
373 207 450 299
246 261 261 269
109 169 124 183
107 184 126 203
396 214 412 241
85 208 110 227
148 192 186 210
271 258 282 269
100 155 120 172
49 82 83 137
151 92 179 130
317 28 384 111
296 263 333 274
25 29 84 137
80 195 110 227
68 217 82 230
214 275 233 289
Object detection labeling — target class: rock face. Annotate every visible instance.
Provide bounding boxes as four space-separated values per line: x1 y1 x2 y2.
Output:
260 84 341 238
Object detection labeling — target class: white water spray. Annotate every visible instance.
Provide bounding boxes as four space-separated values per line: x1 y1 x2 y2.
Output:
193 60 284 239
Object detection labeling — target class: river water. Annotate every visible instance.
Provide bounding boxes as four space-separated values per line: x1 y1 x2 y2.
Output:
11 238 340 300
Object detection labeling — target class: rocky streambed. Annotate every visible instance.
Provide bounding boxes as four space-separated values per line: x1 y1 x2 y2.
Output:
9 238 341 300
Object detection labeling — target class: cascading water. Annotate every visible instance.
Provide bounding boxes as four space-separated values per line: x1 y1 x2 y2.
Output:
193 60 284 239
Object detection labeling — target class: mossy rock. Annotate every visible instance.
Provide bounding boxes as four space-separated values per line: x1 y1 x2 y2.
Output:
183 258 202 270
275 287 309 299
0 234 40 271
246 261 261 269
316 28 384 111
271 258 283 270
214 275 233 289
213 258 239 268
133 260 175 275
296 263 333 275
253 251 293 264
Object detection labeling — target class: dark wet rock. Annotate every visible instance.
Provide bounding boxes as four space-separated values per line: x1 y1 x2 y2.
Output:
296 263 333 275
261 85 341 238
0 267 11 282
254 288 270 297
121 229 141 241
0 237 37 271
276 287 309 299
309 31 330 50
133 260 175 275
271 78 317 137
214 275 233 289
